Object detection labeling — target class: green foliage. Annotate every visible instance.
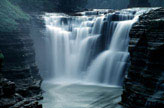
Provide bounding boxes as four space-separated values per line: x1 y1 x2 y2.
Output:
10 0 58 12
8 0 88 13
0 53 4 60
0 0 30 32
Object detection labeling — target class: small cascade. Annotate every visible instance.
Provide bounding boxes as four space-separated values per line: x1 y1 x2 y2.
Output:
85 19 136 85
42 8 152 86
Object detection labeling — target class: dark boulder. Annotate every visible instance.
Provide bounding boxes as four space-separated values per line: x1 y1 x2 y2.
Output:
2 79 16 97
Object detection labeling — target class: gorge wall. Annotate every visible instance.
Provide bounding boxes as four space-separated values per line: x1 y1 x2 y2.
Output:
1 0 164 108
0 22 43 108
0 0 43 107
122 8 164 108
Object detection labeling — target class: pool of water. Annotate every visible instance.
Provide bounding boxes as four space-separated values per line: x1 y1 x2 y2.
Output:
40 81 123 108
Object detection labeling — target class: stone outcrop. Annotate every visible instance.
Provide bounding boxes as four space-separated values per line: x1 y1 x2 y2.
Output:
122 8 164 108
0 17 43 108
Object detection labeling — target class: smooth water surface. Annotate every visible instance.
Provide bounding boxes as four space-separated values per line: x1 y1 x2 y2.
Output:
41 82 122 108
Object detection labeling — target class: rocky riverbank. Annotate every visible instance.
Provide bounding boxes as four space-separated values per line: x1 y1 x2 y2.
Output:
122 8 164 108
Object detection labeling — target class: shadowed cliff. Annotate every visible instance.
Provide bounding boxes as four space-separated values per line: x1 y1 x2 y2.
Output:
0 0 42 107
122 8 164 108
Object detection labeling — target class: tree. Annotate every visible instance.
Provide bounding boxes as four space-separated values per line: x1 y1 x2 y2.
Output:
128 0 151 7
57 0 88 13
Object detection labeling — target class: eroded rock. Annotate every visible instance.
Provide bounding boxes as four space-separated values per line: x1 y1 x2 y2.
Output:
122 8 164 108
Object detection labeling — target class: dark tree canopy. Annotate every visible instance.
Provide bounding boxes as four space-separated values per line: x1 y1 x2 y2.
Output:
128 0 151 7
86 0 128 9
57 0 88 12
9 0 58 12
8 0 164 13
10 0 87 13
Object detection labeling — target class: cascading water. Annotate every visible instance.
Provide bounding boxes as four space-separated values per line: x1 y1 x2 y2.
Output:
42 8 151 86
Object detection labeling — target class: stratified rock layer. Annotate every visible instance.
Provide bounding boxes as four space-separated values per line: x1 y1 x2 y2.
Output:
0 19 43 108
122 8 164 108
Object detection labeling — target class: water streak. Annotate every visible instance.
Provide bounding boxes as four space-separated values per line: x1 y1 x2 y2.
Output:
42 8 152 86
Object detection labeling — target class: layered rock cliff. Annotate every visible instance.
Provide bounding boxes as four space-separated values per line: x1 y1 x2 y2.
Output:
0 1 43 107
0 20 43 108
122 8 164 108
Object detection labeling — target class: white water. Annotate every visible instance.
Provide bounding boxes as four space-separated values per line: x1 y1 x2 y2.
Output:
42 8 152 86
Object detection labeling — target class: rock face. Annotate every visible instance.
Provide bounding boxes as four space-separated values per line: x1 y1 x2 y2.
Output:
122 8 164 108
0 18 43 107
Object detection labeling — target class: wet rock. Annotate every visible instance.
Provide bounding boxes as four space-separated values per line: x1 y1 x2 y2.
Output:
0 78 43 108
122 8 164 108
2 79 16 97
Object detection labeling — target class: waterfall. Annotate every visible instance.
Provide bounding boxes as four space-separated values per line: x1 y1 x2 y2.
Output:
85 19 136 85
42 8 151 86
